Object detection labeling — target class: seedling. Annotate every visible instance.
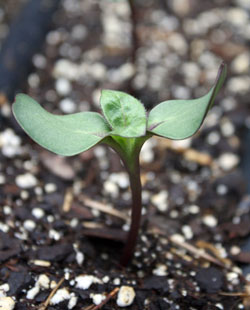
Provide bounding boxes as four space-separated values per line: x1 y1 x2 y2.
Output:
13 63 227 265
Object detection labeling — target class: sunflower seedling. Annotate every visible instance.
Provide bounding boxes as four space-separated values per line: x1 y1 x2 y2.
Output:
13 63 226 265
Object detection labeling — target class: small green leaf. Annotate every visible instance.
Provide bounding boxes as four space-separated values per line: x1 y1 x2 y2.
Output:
147 63 227 140
13 94 111 156
100 90 146 138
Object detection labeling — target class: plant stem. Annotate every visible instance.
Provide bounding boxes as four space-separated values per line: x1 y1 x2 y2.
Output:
120 153 142 266
103 136 149 265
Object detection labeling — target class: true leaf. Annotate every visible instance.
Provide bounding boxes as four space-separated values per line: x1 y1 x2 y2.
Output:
147 63 227 140
13 94 111 156
100 90 146 138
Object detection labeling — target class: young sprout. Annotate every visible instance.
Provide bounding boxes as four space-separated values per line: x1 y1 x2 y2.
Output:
13 63 227 266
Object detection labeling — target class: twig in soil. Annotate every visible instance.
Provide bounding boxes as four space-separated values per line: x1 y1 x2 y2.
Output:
83 287 119 310
38 277 64 310
169 235 227 268
220 284 250 308
220 292 249 297
157 138 213 166
196 240 232 267
62 188 73 212
82 222 106 229
79 194 129 222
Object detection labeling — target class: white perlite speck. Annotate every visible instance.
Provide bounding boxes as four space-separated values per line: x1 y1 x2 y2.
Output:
75 251 84 266
16 173 37 189
152 264 168 276
49 229 61 241
0 222 9 233
103 180 119 198
91 293 106 305
227 76 250 95
182 225 193 240
68 293 78 309
32 208 45 219
75 275 101 290
202 214 218 227
26 285 40 300
23 220 36 232
231 52 250 74
55 78 72 96
27 274 50 299
116 286 135 307
0 129 21 158
59 98 76 114
113 278 121 286
226 8 248 26
37 274 50 289
50 288 70 305
151 190 169 212
218 153 240 171
0 284 9 293
0 297 15 310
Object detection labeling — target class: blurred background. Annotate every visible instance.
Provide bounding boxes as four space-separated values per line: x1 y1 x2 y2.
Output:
0 0 249 190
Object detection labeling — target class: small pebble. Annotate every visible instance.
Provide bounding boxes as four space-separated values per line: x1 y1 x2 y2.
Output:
0 297 16 310
116 286 136 307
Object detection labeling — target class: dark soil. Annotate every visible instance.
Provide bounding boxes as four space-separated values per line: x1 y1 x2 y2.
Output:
0 0 250 309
